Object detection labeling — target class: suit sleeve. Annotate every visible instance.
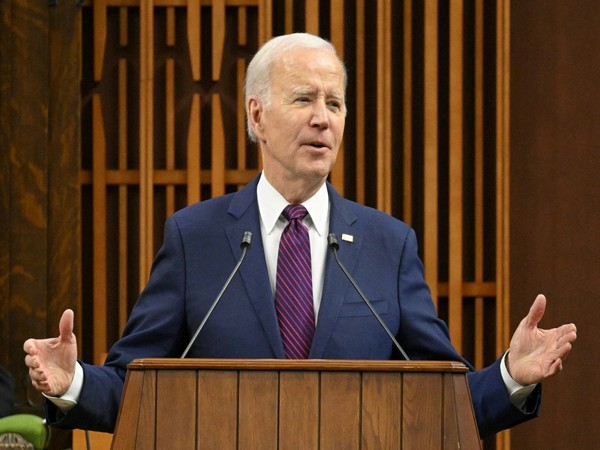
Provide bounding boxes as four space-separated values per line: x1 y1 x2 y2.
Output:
395 229 540 438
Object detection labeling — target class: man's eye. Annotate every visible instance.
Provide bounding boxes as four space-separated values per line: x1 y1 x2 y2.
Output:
328 101 342 110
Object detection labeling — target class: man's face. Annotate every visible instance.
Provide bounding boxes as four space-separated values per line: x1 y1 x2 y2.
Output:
249 47 346 191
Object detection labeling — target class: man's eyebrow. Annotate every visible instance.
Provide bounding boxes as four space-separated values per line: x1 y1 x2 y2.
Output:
291 87 315 96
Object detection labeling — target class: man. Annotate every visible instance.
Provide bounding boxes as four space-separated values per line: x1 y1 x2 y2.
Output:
24 33 576 438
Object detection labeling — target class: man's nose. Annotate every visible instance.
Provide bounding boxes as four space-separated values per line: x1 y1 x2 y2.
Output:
310 100 330 127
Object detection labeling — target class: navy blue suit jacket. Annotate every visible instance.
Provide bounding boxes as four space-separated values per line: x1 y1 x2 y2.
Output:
48 175 539 437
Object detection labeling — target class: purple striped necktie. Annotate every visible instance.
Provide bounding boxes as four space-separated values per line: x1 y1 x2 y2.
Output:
275 204 315 359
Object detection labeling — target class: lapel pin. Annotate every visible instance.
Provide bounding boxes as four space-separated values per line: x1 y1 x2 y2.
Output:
342 233 354 243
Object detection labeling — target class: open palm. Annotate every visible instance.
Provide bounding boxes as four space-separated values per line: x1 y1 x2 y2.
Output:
507 295 577 386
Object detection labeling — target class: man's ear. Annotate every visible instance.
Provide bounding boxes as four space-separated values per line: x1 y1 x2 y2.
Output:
247 96 264 140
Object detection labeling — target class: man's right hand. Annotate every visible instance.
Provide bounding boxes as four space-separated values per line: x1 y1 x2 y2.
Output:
24 309 78 397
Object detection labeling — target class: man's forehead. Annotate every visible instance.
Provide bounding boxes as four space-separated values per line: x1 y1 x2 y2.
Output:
274 53 343 85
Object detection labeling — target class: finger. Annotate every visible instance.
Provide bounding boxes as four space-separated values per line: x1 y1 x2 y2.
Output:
24 354 39 369
548 358 563 376
58 309 75 343
23 338 36 354
525 294 547 329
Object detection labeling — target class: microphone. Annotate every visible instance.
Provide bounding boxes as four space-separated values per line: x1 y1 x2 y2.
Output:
180 231 253 358
328 233 410 360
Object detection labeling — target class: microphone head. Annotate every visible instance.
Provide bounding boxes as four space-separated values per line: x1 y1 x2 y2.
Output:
327 233 340 250
242 231 253 247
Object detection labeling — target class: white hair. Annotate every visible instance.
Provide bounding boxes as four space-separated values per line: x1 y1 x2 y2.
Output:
244 33 347 143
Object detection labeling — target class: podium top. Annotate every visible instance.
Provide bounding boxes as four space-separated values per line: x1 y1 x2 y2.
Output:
127 358 468 373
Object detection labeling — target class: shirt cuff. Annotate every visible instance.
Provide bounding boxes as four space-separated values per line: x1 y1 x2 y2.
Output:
43 361 83 412
500 352 538 410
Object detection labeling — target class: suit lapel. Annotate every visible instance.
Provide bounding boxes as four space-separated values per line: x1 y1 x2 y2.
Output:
225 176 285 358
309 185 361 358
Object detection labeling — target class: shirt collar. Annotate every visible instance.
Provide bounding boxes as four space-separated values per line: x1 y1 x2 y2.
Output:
257 173 329 236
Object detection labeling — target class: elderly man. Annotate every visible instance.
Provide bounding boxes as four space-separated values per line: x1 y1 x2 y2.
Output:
24 33 576 438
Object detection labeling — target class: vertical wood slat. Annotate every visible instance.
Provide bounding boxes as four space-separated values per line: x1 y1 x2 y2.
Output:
139 1 154 290
403 0 413 225
329 0 345 195
187 93 202 205
496 0 511 358
259 0 273 44
449 374 482 449
113 370 144 448
187 0 201 81
320 372 361 449
284 0 293 34
305 0 319 35
166 7 175 46
355 0 366 204
118 57 129 334
238 371 279 449
423 0 439 307
376 0 392 214
166 58 176 216
197 371 238 448
442 374 460 447
496 1 512 448
279 372 319 448
156 371 198 448
117 5 129 335
448 0 464 351
135 369 157 449
237 58 248 190
361 372 402 448
91 0 108 364
474 0 485 370
92 95 107 365
211 94 226 197
93 0 107 81
212 0 225 80
402 373 442 448
165 4 177 216
119 7 128 46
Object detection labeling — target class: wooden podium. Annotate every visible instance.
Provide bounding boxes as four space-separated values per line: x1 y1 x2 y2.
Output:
111 359 481 449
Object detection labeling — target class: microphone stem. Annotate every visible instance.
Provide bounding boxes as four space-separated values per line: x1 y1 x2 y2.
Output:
180 243 250 358
331 246 410 361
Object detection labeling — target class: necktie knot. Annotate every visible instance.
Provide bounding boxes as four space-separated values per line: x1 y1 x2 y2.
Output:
283 204 308 221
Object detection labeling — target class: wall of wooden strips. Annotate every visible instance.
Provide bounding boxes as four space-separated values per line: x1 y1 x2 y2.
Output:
80 0 509 414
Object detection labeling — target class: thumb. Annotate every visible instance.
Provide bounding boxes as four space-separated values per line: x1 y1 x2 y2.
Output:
58 309 75 343
525 294 546 329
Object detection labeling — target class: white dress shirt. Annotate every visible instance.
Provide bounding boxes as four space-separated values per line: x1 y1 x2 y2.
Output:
257 174 329 319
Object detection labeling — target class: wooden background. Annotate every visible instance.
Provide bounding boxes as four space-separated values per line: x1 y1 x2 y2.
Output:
509 1 600 448
1 1 597 449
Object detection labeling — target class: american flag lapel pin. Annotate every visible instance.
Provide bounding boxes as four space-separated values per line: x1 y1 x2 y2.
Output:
341 233 354 243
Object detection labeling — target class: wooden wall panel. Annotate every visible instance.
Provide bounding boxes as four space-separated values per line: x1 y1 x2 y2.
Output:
0 0 81 420
510 1 600 449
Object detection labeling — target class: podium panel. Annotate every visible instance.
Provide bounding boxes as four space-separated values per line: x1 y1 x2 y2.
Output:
111 359 481 450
